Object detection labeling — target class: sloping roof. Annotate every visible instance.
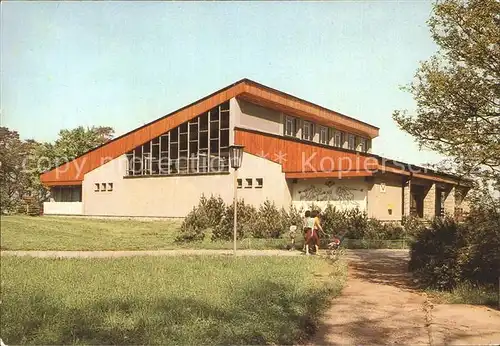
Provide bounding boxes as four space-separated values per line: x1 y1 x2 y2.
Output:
40 78 379 186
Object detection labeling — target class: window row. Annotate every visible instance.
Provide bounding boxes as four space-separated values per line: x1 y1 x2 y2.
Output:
284 115 369 152
94 182 113 192
126 102 230 176
237 178 264 189
50 186 82 202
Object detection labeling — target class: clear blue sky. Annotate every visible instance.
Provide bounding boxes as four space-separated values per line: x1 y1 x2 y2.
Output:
1 1 444 165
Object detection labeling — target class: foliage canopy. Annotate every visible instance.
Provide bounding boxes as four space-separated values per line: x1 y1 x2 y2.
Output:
393 0 500 185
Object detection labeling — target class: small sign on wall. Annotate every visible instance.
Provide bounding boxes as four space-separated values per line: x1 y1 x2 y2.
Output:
380 183 386 193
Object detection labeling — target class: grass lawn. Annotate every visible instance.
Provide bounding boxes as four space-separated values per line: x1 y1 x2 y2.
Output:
0 215 293 251
427 282 499 307
0 256 347 345
1 215 410 251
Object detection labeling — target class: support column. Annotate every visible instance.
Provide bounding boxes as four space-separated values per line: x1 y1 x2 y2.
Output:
444 186 455 217
423 183 436 220
402 178 411 217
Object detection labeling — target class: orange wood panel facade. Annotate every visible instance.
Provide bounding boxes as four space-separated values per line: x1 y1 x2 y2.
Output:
234 128 379 174
285 171 373 179
376 163 465 185
377 165 411 176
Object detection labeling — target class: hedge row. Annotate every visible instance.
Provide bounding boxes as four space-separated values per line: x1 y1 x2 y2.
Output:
176 195 424 243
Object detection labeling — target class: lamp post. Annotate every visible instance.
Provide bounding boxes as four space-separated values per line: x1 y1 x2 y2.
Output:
229 145 244 255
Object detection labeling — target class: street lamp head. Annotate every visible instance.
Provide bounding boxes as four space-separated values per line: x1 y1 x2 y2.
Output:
229 145 244 170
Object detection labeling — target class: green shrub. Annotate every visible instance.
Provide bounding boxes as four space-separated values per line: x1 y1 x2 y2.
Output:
281 204 304 231
252 200 285 238
364 218 385 239
199 194 226 228
319 205 348 237
409 217 464 289
344 209 369 238
212 200 257 241
381 222 406 240
402 215 426 237
459 206 500 286
177 195 231 242
409 204 500 290
176 206 208 242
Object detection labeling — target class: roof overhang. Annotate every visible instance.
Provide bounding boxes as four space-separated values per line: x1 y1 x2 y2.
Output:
285 171 375 179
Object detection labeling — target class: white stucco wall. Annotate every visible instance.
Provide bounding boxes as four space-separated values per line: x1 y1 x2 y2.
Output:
235 152 291 209
82 155 234 217
43 202 83 215
366 175 403 221
81 152 291 217
231 98 283 135
290 178 368 212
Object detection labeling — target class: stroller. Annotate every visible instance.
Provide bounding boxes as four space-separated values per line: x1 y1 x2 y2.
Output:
302 230 345 255
326 232 345 257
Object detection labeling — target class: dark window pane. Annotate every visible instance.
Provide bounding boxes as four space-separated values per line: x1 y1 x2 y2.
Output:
210 121 219 138
133 147 142 175
189 126 198 141
180 122 188 133
189 122 198 134
199 113 209 131
170 128 179 142
220 148 229 171
220 129 229 147
180 133 188 151
199 131 208 149
142 155 151 175
142 143 151 153
134 159 141 175
170 143 178 159
178 156 188 173
152 144 159 159
210 107 220 121
152 137 160 145
159 157 169 174
220 112 229 129
152 160 159 174
160 135 168 151
188 156 198 173
199 150 208 172
159 151 169 163
189 141 198 155
220 101 230 111
170 159 178 174
126 153 134 175
210 154 220 172
210 139 219 154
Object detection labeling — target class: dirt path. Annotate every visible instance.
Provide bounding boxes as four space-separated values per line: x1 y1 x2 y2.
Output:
0 249 302 258
313 249 500 345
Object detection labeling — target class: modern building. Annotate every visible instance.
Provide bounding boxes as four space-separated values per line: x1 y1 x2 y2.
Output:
41 79 471 220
